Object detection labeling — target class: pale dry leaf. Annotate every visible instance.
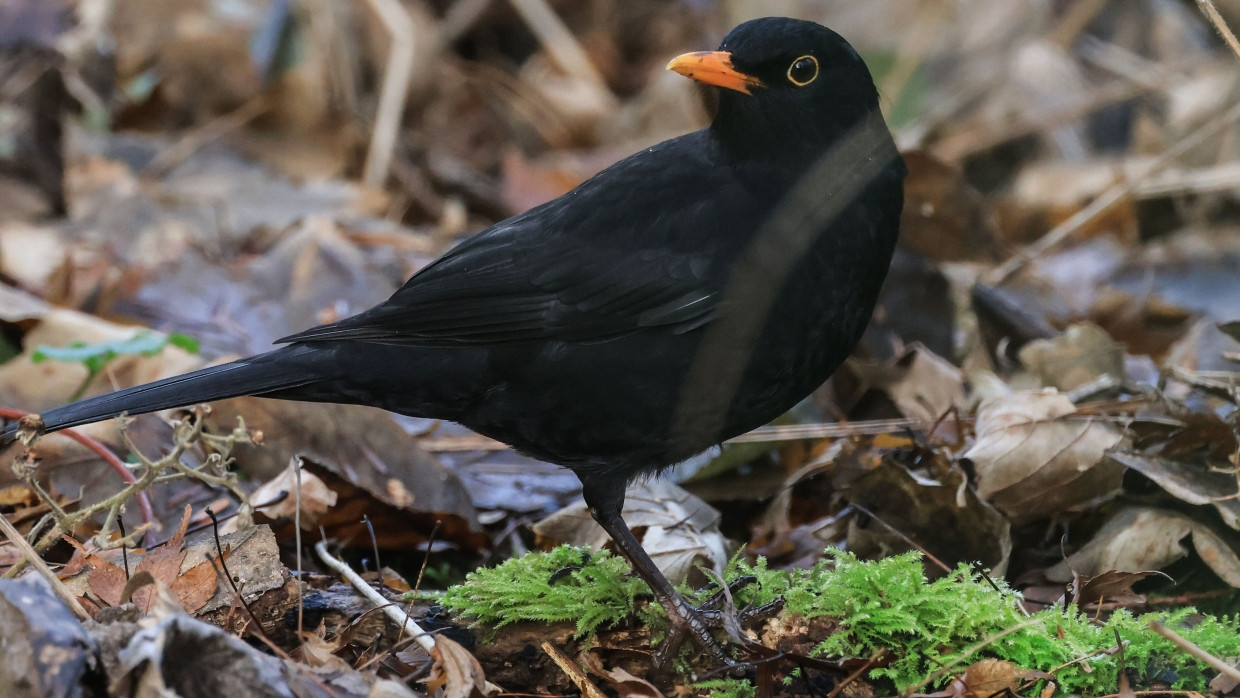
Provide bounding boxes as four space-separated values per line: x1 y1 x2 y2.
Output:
963 390 1125 523
1111 450 1240 530
1047 506 1240 585
1018 323 1124 391
887 345 966 423
248 456 339 528
426 635 494 698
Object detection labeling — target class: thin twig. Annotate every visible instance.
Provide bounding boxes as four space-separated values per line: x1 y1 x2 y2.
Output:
205 508 270 642
0 407 155 533
0 511 90 620
314 538 436 654
987 98 1240 285
905 617 1045 694
294 456 304 636
1148 620 1240 682
140 97 269 179
362 0 416 188
506 0 606 89
1197 0 1240 59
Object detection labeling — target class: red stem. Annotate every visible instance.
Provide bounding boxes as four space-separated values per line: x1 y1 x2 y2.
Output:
0 406 157 540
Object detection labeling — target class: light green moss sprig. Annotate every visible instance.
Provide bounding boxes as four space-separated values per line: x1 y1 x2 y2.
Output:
437 545 647 637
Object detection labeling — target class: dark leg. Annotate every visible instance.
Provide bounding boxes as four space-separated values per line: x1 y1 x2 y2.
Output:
580 475 736 667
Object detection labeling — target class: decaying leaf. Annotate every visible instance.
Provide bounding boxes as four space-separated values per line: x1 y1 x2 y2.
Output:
426 635 498 698
912 658 1038 697
963 390 1126 523
68 504 223 615
1048 506 1240 586
1110 450 1240 531
834 441 1012 575
1070 569 1163 607
1018 322 1124 391
245 456 338 529
886 345 967 424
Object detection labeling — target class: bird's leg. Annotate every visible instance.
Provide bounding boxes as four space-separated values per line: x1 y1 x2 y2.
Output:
581 477 736 668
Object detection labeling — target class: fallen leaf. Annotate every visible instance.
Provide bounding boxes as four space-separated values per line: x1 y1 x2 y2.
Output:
1018 323 1124 391
963 390 1126 523
245 456 338 529
1047 506 1240 586
426 635 496 698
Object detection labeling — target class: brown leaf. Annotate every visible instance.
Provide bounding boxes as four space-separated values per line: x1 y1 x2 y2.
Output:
246 457 338 528
131 504 192 612
168 545 227 614
1070 570 1161 607
963 390 1125 523
426 635 493 698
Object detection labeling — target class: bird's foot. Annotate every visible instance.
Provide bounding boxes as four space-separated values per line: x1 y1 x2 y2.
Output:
653 575 785 673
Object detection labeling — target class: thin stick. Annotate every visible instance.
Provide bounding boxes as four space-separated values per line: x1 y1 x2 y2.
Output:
507 0 606 89
363 0 416 188
1148 620 1240 682
140 97 268 179
0 407 155 532
293 456 304 636
906 617 1046 694
314 539 436 654
1197 0 1240 59
987 98 1240 285
0 512 90 620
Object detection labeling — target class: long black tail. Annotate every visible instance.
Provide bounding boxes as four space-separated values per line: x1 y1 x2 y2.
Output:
1 345 322 443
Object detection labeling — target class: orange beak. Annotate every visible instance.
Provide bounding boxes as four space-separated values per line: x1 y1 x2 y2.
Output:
666 51 763 95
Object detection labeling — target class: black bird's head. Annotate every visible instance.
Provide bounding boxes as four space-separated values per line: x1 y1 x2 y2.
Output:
668 17 885 163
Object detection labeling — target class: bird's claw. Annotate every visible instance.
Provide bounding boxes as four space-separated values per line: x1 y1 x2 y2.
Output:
651 575 785 674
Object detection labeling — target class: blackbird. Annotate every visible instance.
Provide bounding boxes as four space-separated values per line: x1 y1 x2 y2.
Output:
2 17 904 663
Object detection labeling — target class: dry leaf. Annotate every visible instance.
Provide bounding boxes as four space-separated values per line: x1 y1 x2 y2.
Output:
246 456 338 529
1047 506 1240 585
963 390 1125 523
426 635 495 698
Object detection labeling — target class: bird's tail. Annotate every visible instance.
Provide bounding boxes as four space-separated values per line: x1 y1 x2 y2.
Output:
0 346 321 444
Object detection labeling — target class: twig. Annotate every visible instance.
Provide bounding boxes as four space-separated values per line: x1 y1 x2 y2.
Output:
140 97 269 179
0 511 90 620
0 407 155 533
363 0 416 188
904 617 1045 694
1197 0 1240 59
1148 620 1240 682
294 456 304 636
986 98 1240 285
314 538 436 654
506 0 607 89
205 508 270 643
827 648 888 698
541 641 608 698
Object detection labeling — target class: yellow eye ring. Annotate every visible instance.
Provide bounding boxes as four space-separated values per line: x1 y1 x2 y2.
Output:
787 55 819 86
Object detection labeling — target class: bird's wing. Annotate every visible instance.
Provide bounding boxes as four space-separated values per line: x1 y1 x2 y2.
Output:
278 203 728 346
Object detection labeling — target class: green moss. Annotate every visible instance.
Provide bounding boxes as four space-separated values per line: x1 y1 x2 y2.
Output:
435 546 1240 694
436 546 647 637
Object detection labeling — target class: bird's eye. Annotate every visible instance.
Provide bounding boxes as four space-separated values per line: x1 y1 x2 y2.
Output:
786 55 819 86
